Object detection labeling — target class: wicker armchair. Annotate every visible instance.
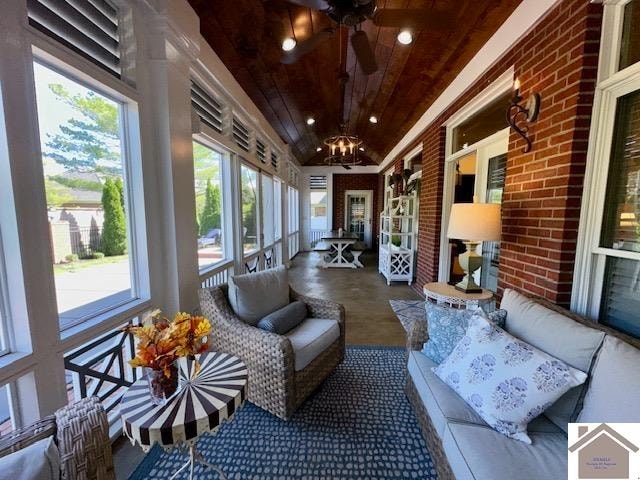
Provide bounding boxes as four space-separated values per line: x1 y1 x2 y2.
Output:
0 396 115 480
199 285 345 420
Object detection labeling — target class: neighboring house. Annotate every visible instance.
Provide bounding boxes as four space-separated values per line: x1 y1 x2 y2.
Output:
47 171 104 229
569 424 639 479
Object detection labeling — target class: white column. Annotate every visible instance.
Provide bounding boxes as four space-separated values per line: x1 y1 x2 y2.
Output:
136 0 201 313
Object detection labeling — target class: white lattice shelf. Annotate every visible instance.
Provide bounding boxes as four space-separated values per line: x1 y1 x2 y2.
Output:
379 194 417 285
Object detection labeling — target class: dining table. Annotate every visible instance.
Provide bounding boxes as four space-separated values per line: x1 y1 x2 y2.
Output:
317 231 362 269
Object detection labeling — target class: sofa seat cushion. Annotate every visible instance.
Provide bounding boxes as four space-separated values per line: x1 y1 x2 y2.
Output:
578 335 640 423
228 266 289 325
500 289 605 431
408 351 486 436
442 422 567 480
286 318 340 371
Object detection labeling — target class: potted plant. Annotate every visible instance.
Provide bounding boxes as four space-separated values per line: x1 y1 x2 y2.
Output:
124 310 212 405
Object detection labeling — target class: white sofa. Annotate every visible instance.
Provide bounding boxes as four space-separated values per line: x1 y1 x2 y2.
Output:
405 288 640 480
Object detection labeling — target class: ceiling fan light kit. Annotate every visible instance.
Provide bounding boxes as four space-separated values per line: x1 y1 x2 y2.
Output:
281 37 297 52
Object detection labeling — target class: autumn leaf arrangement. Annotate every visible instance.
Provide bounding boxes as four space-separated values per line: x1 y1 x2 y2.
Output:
124 310 212 378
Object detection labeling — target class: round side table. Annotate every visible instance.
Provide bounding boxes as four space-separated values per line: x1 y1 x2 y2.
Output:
121 351 247 479
423 282 495 310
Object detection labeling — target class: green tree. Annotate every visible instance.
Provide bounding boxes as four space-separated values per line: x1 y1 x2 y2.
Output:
44 84 121 175
101 178 127 256
198 179 221 236
115 177 125 212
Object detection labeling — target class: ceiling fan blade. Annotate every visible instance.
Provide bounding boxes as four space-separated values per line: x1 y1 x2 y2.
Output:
285 0 330 10
351 30 378 75
372 9 454 30
281 28 334 64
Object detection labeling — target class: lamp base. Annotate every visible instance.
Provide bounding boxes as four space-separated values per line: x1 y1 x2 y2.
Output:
454 241 483 294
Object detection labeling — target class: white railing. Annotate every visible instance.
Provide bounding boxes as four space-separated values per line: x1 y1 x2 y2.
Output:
200 260 234 288
309 229 328 248
288 232 299 259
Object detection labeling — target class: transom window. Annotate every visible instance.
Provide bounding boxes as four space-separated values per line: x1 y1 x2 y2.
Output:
33 61 136 329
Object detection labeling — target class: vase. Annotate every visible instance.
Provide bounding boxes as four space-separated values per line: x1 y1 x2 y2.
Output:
146 363 179 406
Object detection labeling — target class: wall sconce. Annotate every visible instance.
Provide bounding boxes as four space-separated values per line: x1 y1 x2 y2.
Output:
506 78 541 153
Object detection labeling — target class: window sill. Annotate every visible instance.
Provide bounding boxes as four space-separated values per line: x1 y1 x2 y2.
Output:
59 297 152 349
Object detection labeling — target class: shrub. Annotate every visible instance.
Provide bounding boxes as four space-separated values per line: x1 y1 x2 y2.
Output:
65 254 79 263
92 252 105 259
101 178 127 256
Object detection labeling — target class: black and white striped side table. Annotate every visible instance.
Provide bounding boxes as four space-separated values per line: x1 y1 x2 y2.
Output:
121 351 247 479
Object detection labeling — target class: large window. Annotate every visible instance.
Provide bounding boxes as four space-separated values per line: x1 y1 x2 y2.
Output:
274 178 283 241
193 142 226 270
261 174 274 248
241 165 259 254
33 62 135 329
310 175 328 231
288 186 300 258
574 0 640 338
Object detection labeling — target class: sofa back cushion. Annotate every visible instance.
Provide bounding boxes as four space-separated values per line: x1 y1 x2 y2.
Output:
0 435 60 480
228 266 289 325
578 335 640 423
500 289 605 431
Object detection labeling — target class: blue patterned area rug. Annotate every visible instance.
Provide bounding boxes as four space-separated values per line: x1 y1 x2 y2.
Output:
129 346 437 479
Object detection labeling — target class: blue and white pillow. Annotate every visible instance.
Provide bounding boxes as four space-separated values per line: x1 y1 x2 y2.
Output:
422 304 506 363
433 312 587 444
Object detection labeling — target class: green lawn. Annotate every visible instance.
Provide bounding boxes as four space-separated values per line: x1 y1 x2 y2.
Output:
53 255 128 274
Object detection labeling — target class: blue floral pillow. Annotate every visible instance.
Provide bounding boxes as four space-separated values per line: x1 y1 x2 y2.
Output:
432 312 587 444
422 304 507 363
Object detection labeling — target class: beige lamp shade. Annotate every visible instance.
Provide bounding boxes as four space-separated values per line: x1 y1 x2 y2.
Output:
447 203 502 241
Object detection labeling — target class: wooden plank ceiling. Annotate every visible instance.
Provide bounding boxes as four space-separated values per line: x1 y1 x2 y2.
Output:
188 0 521 165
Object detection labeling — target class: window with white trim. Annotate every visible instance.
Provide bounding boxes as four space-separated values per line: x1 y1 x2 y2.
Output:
574 0 640 338
193 141 227 271
32 60 139 330
241 164 259 254
274 177 283 241
0 235 9 356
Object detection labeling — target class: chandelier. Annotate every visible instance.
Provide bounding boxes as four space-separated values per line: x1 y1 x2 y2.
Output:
323 128 364 168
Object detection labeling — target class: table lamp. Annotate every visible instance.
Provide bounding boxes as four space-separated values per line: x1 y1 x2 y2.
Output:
447 202 501 293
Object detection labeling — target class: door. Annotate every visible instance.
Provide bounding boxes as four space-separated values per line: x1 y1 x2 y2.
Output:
440 131 508 287
344 190 372 248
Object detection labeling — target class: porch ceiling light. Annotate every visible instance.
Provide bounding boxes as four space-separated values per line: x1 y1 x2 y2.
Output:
397 30 413 45
282 37 297 52
306 117 315 125
507 78 541 153
369 115 378 124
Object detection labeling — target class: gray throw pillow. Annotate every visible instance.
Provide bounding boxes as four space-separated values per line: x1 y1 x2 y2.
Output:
422 303 507 363
228 265 289 325
258 301 308 334
0 435 60 480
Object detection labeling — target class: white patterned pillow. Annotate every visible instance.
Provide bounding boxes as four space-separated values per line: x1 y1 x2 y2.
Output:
433 312 587 444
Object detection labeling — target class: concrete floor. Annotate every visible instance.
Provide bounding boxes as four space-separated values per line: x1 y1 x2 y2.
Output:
113 251 422 478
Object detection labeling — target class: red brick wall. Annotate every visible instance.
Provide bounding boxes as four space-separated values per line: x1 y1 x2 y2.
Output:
332 173 381 248
386 0 602 305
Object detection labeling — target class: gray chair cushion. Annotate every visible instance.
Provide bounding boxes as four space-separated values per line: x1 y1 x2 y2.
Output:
442 421 567 480
500 289 605 432
578 335 640 423
228 266 289 325
285 318 340 371
257 301 307 334
0 435 60 480
407 351 485 436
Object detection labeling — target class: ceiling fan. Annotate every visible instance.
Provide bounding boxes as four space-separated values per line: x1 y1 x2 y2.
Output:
280 0 454 74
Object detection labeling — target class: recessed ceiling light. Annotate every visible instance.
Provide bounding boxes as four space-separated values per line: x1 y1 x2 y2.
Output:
397 30 413 45
282 37 297 52
316 147 322 152
369 115 378 124
306 117 315 126
359 147 365 152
